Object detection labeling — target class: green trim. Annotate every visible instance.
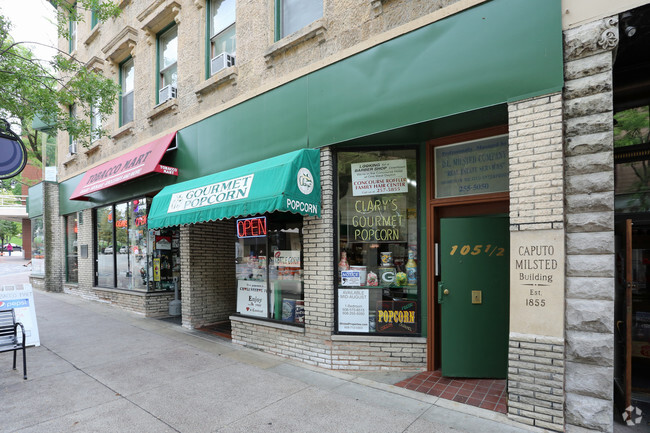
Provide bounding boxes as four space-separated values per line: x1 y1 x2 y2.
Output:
205 0 211 79
274 0 281 42
91 8 98 28
118 56 132 127
28 183 44 218
156 22 177 104
68 4 76 53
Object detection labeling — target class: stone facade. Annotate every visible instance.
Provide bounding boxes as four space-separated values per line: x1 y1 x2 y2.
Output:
563 16 618 433
507 93 566 431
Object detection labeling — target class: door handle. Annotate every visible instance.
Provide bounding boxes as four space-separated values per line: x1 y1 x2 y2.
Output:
438 282 449 304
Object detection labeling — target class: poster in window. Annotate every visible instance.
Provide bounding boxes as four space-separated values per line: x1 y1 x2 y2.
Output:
376 300 417 334
351 159 408 196
237 280 268 317
338 288 369 332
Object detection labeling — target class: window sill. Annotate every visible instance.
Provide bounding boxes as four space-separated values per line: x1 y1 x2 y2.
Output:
62 153 78 166
230 315 305 333
84 26 101 46
264 18 327 61
84 141 102 155
111 122 134 140
92 286 172 296
194 66 238 102
147 98 178 124
118 0 132 8
331 334 426 344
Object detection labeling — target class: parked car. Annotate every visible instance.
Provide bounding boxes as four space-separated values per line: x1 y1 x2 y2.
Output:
3 243 21 251
104 246 113 254
119 246 128 254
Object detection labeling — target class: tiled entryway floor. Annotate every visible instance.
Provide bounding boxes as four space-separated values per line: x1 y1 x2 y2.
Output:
394 370 507 413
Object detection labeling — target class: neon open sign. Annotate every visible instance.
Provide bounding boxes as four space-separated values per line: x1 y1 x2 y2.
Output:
237 216 267 238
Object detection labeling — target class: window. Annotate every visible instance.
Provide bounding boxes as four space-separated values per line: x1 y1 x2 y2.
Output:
235 213 304 324
69 3 77 52
95 198 180 291
277 0 322 40
69 104 77 155
120 58 134 125
336 148 420 335
158 25 178 98
31 217 45 275
91 7 99 29
65 214 79 283
90 99 101 143
209 0 236 74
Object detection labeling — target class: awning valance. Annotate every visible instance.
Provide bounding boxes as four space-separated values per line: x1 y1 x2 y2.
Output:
69 132 177 200
147 148 321 229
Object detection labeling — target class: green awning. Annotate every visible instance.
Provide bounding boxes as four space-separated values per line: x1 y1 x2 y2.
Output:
148 148 321 229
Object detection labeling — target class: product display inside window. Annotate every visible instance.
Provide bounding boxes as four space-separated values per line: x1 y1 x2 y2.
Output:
95 198 180 292
65 214 78 283
336 149 419 334
31 217 45 275
235 214 304 324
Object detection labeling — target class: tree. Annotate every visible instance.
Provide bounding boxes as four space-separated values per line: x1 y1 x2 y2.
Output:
0 220 19 253
0 1 121 149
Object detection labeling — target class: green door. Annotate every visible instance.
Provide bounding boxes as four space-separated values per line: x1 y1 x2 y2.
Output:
438 215 509 378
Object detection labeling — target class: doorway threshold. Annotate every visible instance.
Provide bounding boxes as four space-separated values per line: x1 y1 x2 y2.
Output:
394 370 507 413
197 320 232 340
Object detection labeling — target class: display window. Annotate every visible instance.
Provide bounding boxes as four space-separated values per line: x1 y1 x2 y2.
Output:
336 148 420 335
94 198 180 292
235 213 304 324
31 217 45 275
65 213 78 283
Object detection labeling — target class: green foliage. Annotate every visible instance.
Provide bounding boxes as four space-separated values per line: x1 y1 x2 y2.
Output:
0 2 121 149
0 220 20 250
614 106 650 148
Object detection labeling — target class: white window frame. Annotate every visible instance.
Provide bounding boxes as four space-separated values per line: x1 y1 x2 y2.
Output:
158 25 178 91
120 58 134 126
210 0 236 61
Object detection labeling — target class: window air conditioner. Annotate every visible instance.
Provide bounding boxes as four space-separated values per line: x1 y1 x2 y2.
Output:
159 85 177 103
211 52 235 76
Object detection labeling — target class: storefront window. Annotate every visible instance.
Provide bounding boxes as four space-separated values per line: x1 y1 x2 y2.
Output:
95 198 179 291
235 214 304 324
336 149 420 335
31 217 45 275
65 213 78 283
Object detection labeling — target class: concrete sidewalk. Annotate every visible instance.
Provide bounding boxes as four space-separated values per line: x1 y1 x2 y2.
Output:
1 289 537 433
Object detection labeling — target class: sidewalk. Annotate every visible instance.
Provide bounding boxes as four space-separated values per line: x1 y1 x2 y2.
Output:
1 288 537 433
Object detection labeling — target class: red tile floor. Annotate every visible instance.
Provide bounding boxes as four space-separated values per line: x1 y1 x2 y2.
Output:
394 370 507 413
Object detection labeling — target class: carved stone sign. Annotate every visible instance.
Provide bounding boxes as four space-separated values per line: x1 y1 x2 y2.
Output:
510 229 565 338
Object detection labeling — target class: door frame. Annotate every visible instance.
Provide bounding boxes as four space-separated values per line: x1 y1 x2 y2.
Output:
426 125 509 371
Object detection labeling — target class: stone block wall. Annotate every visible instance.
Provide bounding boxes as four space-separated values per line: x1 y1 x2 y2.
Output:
180 220 236 329
507 93 565 432
563 16 617 433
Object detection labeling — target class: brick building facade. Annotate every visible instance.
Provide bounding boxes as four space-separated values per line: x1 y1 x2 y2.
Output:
27 0 650 431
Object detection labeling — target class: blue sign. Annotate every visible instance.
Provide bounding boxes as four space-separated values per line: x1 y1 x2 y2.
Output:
0 119 28 180
0 298 30 310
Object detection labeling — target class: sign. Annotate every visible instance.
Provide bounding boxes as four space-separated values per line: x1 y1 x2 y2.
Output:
341 270 361 286
237 280 268 317
237 216 267 238
0 119 28 180
351 159 408 196
168 174 254 213
376 300 417 334
346 195 407 243
435 134 508 198
510 229 564 338
153 258 161 281
338 289 369 332
70 132 177 200
0 284 40 346
270 250 301 268
155 236 171 250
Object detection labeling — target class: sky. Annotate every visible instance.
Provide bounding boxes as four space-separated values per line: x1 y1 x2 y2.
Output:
1 0 58 62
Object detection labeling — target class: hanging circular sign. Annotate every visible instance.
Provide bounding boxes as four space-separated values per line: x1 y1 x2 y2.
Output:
0 119 28 180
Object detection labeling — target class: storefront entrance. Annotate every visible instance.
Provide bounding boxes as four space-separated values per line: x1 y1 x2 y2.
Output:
439 215 509 378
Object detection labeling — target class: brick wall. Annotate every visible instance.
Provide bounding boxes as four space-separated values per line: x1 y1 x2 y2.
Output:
63 284 174 317
43 182 64 292
563 16 617 433
180 220 236 329
507 93 565 432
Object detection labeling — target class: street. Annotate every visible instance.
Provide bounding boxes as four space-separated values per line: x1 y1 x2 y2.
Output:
0 257 535 433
